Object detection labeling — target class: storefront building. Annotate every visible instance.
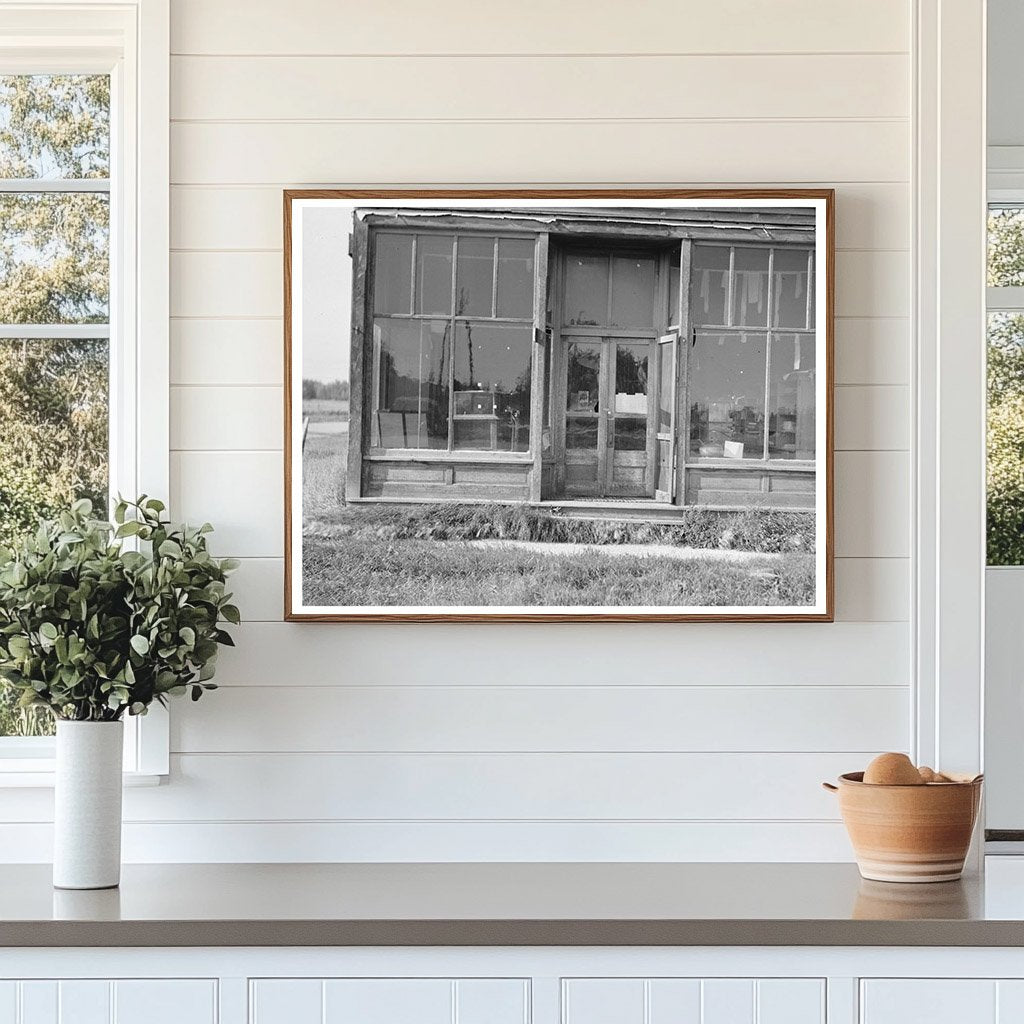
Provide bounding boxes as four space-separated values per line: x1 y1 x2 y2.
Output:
346 207 817 512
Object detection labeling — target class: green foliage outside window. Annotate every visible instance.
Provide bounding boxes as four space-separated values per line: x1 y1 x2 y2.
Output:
988 209 1024 565
0 75 110 736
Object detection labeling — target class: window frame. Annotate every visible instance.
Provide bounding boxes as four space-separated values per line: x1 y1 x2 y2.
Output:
368 226 539 460
0 0 170 783
685 240 816 469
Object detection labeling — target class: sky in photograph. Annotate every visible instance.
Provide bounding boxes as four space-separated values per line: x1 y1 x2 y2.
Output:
301 204 354 383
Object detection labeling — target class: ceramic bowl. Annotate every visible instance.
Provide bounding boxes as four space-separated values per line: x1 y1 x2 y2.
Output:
823 771 983 883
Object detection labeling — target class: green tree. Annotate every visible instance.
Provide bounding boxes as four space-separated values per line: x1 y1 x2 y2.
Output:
0 75 110 735
987 211 1024 564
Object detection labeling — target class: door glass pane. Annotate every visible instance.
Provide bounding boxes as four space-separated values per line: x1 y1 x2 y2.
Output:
371 318 450 449
496 238 535 318
768 333 816 459
415 234 453 314
455 235 494 317
614 341 649 451
372 233 412 314
565 340 601 448
0 75 109 179
732 247 769 327
988 207 1024 287
691 245 730 326
988 311 1024 564
453 323 532 452
773 248 811 329
667 250 680 326
0 193 109 324
564 254 608 326
689 330 767 459
657 341 674 433
610 255 655 328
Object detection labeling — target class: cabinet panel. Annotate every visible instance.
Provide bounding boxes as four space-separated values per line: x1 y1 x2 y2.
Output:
323 980 451 1024
0 981 216 1024
563 978 824 1024
861 981 997 1024
113 981 217 1024
251 979 528 1024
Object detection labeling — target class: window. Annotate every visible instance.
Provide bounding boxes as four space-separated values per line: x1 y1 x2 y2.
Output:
0 3 169 776
987 206 1024 565
563 251 657 328
370 230 536 454
688 244 815 463
0 75 110 739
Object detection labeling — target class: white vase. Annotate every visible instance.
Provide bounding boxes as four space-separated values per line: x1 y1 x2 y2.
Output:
53 720 124 890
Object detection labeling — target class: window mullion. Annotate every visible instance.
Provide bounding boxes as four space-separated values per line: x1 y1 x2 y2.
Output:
0 324 111 339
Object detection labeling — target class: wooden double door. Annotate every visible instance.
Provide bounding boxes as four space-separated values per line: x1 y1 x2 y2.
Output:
563 334 673 499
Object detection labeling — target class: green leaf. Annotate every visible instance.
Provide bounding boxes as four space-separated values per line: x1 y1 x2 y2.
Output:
220 604 240 625
158 539 183 559
130 634 150 656
39 622 58 641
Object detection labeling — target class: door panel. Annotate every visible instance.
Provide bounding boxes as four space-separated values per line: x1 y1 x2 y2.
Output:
564 339 606 495
655 332 678 502
610 339 652 496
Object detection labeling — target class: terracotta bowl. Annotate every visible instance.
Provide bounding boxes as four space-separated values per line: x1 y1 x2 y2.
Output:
823 772 983 883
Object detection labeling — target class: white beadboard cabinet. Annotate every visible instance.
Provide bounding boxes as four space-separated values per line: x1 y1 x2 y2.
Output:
5 949 1024 1024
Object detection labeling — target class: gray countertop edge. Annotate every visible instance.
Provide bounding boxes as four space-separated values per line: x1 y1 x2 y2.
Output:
2 919 1022 948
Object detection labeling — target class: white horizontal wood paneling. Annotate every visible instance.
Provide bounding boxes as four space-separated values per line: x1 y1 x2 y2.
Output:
171 685 909 754
562 979 825 1024
834 452 911 558
211 622 910 687
170 320 283 386
170 121 909 185
0 980 217 1024
172 55 908 121
170 183 909 251
63 0 917 865
834 319 909 385
170 0 909 55
834 386 910 451
112 752 863 821
170 386 281 450
170 451 282 557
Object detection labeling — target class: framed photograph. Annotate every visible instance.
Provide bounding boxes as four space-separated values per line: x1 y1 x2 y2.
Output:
284 190 834 621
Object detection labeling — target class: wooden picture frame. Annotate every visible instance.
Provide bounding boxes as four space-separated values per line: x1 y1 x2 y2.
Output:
284 189 834 622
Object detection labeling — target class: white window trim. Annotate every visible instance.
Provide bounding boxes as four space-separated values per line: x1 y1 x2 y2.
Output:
0 0 169 784
913 0 987 824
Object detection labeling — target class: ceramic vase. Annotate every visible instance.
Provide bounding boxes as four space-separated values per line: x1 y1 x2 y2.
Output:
53 720 124 889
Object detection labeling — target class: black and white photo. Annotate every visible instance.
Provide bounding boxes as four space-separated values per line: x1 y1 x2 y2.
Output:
285 191 833 621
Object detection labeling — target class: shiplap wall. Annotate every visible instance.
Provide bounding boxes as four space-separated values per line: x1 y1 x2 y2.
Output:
4 0 915 861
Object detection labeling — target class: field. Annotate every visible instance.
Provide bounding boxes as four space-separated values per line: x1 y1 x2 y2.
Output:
300 432 816 609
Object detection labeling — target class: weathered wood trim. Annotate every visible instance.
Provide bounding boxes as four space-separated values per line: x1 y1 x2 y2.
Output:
529 233 549 502
364 451 534 464
346 216 370 502
676 238 693 506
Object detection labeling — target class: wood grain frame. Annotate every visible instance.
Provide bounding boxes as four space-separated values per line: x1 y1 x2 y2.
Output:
284 189 835 623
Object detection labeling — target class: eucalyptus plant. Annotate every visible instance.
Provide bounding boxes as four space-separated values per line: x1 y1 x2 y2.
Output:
0 496 239 722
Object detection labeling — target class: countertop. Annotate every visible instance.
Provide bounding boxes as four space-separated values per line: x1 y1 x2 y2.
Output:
6 861 1024 947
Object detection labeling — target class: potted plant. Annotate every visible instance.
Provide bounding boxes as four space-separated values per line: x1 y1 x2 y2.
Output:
0 497 239 889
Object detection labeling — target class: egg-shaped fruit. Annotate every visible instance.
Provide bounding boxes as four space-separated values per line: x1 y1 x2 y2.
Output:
863 752 925 785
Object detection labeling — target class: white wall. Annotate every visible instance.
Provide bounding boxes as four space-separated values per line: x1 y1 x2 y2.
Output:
4 0 915 862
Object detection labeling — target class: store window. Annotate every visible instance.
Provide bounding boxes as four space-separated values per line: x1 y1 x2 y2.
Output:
688 244 815 463
369 231 536 453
